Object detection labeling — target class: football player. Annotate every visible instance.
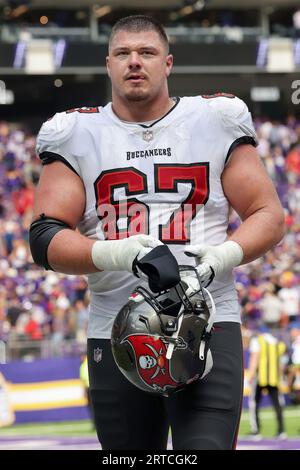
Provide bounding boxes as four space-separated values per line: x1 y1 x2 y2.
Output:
30 15 285 450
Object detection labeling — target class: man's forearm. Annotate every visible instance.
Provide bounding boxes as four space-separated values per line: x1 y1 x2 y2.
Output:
229 209 285 265
46 230 159 276
47 229 98 275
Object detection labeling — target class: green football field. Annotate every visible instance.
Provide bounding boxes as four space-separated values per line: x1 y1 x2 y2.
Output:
0 406 299 438
239 405 300 437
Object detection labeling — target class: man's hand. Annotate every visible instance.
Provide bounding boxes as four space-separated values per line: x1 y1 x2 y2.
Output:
91 234 162 274
184 240 244 287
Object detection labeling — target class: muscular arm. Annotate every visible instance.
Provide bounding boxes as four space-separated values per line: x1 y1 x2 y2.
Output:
32 161 98 275
222 144 285 264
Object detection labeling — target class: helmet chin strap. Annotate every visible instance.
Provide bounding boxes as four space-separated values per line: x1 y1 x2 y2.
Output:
199 287 216 360
202 287 216 333
166 286 216 361
166 305 185 360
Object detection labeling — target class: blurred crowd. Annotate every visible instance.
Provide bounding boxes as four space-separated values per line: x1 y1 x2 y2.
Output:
232 116 300 332
0 114 300 366
0 121 89 354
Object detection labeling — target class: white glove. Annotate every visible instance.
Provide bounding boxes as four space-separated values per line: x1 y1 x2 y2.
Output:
91 234 162 273
184 240 244 287
180 272 201 297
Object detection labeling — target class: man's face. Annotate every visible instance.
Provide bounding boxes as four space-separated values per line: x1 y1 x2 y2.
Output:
106 30 173 103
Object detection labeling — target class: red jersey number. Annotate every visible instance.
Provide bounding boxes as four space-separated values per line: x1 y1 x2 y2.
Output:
155 163 209 243
94 168 149 239
94 163 209 243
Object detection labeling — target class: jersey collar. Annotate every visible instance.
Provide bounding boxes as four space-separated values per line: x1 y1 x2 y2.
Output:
105 97 181 129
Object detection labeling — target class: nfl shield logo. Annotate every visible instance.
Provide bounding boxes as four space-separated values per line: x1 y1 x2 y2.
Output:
143 130 153 142
93 348 102 363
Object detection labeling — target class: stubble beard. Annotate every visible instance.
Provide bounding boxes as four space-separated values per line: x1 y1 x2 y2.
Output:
124 88 150 103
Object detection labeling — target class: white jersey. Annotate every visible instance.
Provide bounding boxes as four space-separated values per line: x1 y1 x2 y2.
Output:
36 94 257 338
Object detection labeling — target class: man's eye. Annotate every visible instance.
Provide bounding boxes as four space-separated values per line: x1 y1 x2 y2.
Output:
142 51 153 55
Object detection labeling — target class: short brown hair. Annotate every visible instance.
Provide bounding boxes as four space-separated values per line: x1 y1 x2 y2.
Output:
109 15 169 53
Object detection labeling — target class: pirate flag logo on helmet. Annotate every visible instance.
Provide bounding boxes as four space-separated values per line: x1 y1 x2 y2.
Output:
123 334 183 394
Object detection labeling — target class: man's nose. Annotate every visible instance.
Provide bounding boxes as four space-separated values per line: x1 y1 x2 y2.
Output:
128 52 142 68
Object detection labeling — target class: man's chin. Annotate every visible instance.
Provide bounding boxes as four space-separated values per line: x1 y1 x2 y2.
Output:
124 91 150 102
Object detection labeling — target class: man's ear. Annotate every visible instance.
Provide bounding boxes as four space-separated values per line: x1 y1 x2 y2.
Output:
166 54 173 77
106 56 111 78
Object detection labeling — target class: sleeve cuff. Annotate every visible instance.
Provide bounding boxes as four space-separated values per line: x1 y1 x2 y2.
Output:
225 136 257 164
39 151 80 177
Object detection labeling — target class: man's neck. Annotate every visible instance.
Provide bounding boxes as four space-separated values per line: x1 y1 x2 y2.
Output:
111 95 175 123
